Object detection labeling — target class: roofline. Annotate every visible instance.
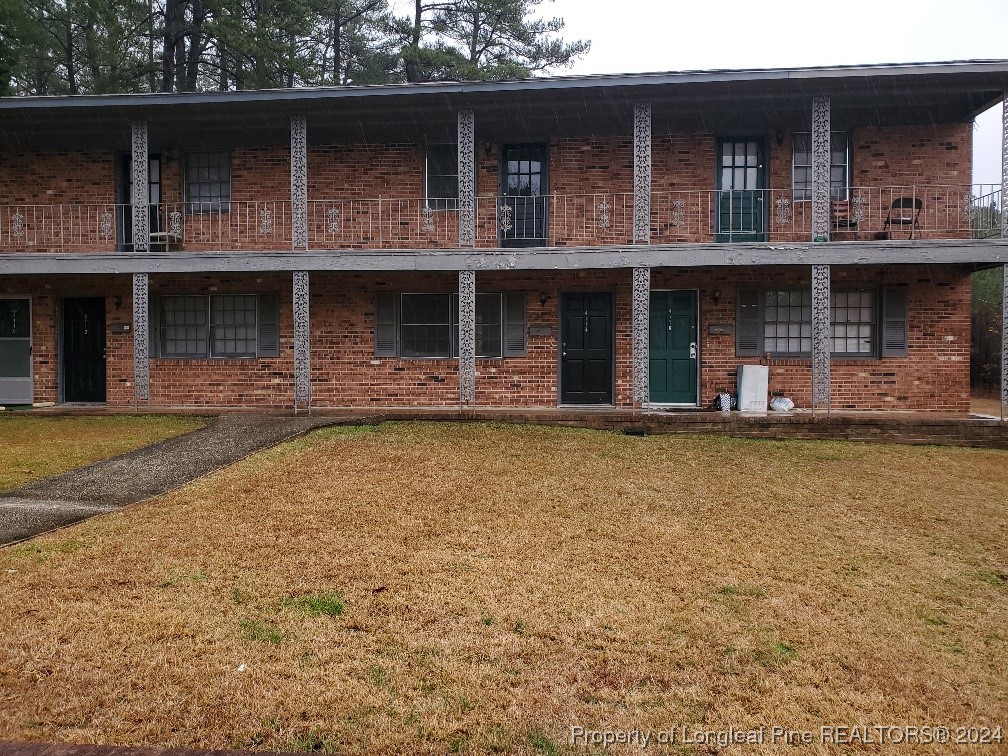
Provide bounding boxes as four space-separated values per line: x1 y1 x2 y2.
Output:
2 59 1006 110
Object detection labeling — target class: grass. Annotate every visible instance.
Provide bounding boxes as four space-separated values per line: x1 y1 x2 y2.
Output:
0 414 208 490
970 395 1003 417
1 422 1007 754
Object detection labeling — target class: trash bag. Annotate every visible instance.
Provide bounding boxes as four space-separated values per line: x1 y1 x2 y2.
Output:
769 396 795 412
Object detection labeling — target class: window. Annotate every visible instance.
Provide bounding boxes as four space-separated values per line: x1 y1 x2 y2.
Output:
831 291 875 356
763 289 812 355
157 294 276 359
375 292 526 359
210 294 258 358
792 132 848 201
425 144 458 209
452 293 503 358
400 293 452 358
738 287 882 358
185 152 231 212
160 295 208 358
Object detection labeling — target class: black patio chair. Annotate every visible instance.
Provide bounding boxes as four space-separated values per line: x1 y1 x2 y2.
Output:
881 196 922 239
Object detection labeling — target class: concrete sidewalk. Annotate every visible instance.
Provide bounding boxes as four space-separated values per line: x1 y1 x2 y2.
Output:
0 414 350 546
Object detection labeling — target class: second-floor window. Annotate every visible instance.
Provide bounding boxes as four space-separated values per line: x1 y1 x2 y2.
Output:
185 151 232 213
425 144 458 209
792 132 848 201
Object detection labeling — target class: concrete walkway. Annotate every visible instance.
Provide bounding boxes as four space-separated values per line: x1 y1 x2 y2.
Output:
0 414 349 546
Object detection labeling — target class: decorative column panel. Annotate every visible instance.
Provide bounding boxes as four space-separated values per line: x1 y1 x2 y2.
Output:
291 116 308 250
811 264 831 414
811 97 831 243
131 121 149 252
132 273 150 403
632 267 651 408
633 103 652 244
1002 96 1008 239
458 110 475 247
293 271 311 411
1002 264 1008 421
458 270 476 404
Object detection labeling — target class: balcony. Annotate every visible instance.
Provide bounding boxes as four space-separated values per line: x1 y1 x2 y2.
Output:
0 185 1001 254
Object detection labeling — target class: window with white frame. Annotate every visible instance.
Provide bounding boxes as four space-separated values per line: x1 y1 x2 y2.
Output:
425 144 459 210
792 132 849 201
763 289 813 355
185 151 232 213
830 290 875 356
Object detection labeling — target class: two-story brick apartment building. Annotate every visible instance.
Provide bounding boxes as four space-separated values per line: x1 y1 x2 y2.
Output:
1 61 1007 413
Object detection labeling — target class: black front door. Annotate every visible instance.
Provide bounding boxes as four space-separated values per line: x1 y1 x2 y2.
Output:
63 297 106 402
560 292 613 405
500 144 548 246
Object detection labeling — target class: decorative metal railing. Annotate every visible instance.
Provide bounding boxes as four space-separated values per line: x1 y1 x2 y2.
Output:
0 185 1001 253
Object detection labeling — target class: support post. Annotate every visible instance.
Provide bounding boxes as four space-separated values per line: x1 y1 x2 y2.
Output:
811 264 831 415
131 121 148 252
291 116 308 250
132 273 149 404
293 271 311 412
1002 263 1007 422
632 267 650 409
633 103 651 244
1002 95 1008 421
811 97 831 243
459 269 476 404
458 110 475 247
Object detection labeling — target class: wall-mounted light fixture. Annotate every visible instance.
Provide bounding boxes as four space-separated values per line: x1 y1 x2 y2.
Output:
539 292 549 306
711 288 721 304
113 294 123 310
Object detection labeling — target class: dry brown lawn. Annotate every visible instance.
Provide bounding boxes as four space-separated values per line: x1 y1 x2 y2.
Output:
0 422 1006 755
0 414 208 490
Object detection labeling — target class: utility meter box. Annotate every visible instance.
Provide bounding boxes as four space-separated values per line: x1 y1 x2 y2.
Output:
737 365 769 412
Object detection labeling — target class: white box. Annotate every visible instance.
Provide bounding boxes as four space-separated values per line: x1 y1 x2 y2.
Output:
737 365 769 412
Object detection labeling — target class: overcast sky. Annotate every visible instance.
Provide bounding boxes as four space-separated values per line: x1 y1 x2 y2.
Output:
396 0 1006 185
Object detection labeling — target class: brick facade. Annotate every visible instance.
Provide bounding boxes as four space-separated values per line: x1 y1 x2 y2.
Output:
0 121 975 253
0 265 970 413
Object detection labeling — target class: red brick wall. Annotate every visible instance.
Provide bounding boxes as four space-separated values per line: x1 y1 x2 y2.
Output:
0 265 970 413
0 123 976 253
652 265 971 412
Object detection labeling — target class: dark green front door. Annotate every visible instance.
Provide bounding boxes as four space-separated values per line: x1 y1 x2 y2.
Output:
649 290 698 404
716 138 766 242
560 292 613 405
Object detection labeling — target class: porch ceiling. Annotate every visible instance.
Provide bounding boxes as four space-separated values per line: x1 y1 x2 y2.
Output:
0 60 1006 152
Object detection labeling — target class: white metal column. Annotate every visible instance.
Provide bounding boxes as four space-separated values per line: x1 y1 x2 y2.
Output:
811 264 831 414
633 103 651 244
458 110 475 247
293 271 311 412
131 121 148 252
132 273 150 403
291 116 308 250
459 269 476 404
811 97 831 243
632 267 650 408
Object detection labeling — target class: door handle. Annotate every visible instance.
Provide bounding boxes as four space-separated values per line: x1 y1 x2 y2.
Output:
689 342 697 359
